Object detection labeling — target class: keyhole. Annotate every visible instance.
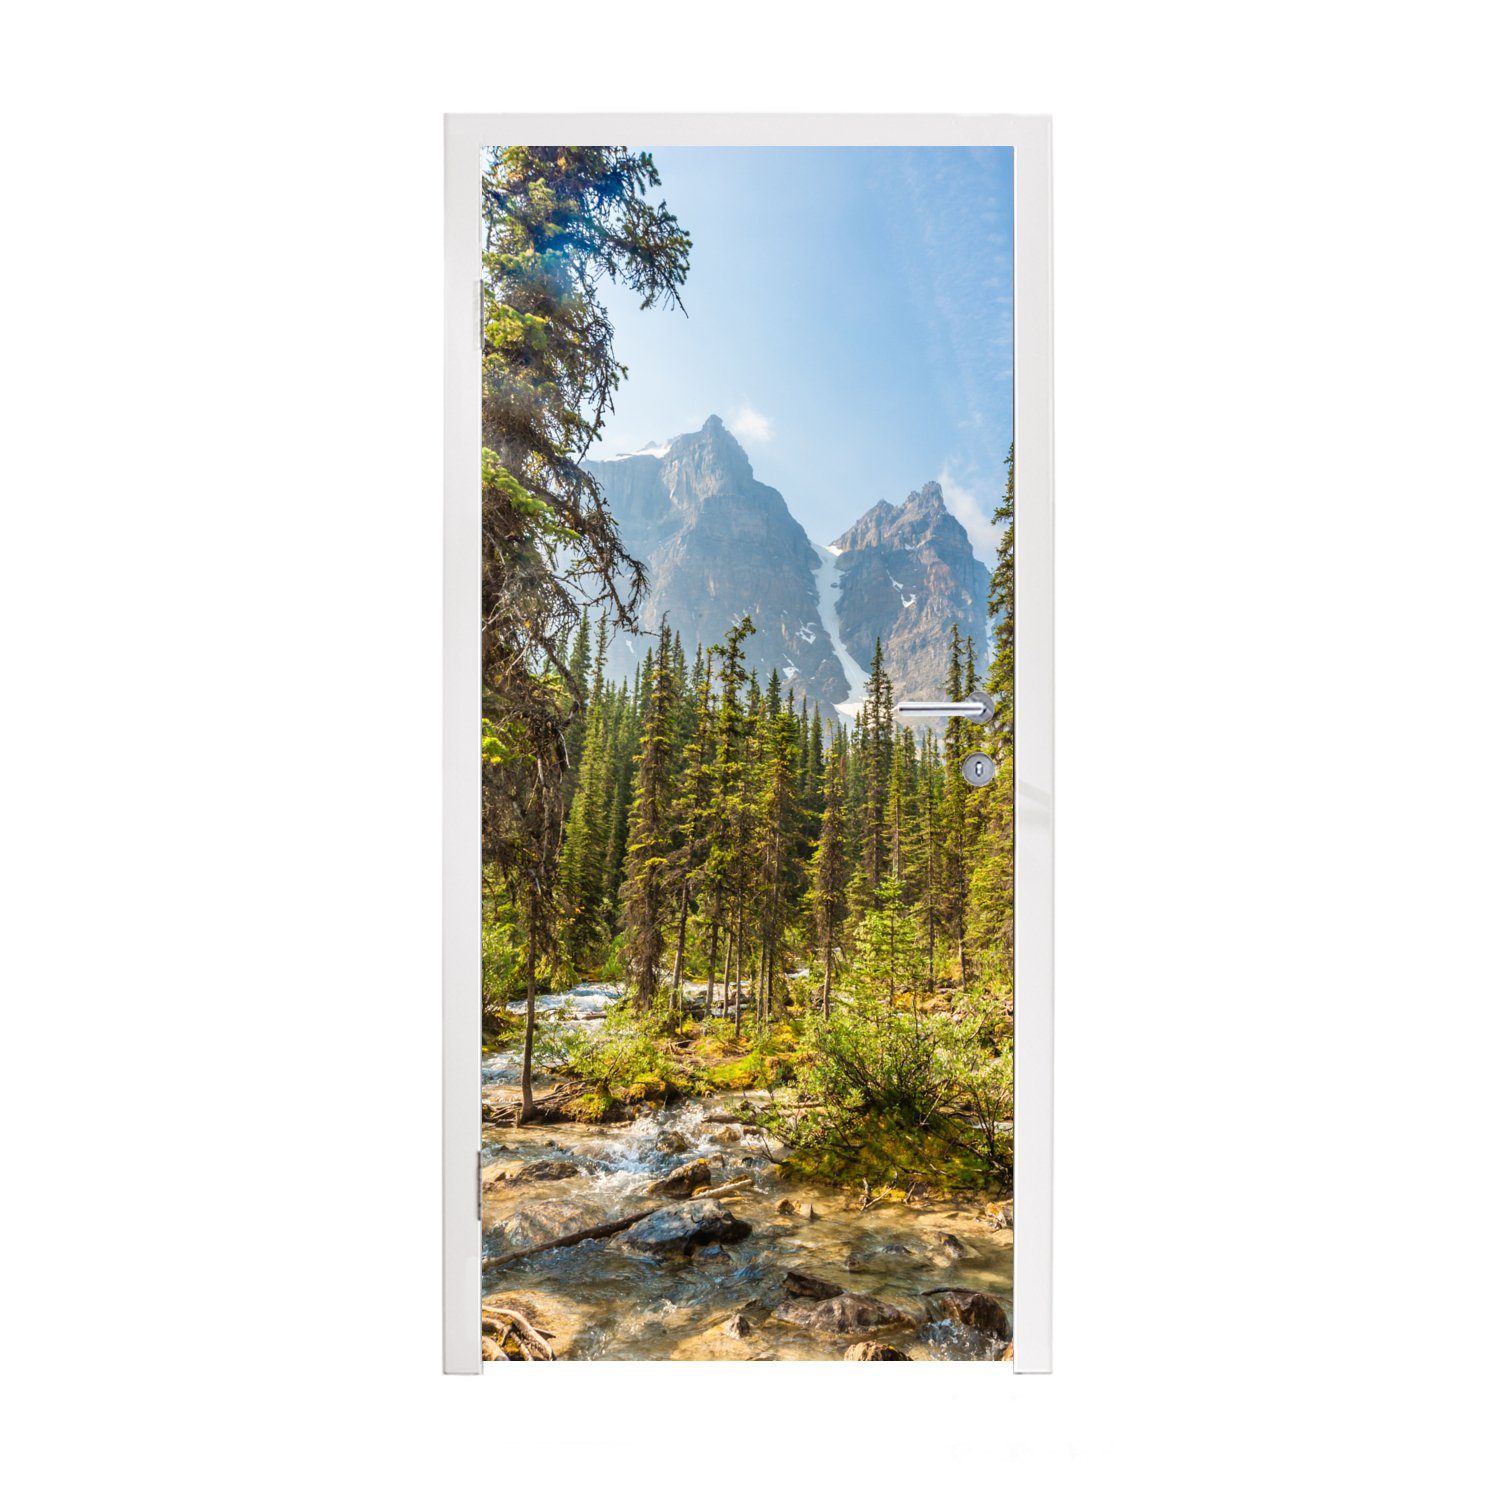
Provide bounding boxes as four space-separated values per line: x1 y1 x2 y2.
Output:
961 751 997 789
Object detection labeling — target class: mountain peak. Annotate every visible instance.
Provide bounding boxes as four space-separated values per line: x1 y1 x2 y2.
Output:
671 413 753 484
903 480 947 514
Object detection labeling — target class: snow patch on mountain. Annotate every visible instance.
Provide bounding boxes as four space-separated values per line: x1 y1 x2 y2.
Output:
814 543 870 720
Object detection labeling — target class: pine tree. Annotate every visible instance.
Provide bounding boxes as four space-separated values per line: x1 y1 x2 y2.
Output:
702 617 755 1030
854 874 926 1014
915 735 943 989
810 747 849 1017
755 698 801 1022
561 610 592 809
666 651 716 1007
972 443 1017 986
942 624 973 987
622 629 679 1003
987 442 1015 756
860 639 894 891
479 148 689 1120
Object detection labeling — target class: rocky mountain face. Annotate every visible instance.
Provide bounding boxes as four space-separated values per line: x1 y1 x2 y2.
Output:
584 417 845 713
829 481 992 705
585 418 991 722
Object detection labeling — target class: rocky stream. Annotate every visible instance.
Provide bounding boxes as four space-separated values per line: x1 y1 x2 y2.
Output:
480 983 1014 1362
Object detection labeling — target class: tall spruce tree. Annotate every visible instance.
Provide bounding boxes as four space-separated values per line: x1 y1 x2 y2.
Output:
811 747 849 1017
479 146 689 1119
622 628 680 1003
942 624 973 987
666 651 716 1007
702 617 754 1029
861 639 895 892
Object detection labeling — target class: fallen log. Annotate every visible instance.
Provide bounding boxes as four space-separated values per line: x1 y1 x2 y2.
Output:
691 1175 755 1201
482 1207 658 1271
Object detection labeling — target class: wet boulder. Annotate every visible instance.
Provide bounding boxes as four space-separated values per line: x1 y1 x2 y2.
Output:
511 1158 582 1183
776 1198 817 1221
783 1270 847 1300
615 1199 752 1256
930 1233 974 1265
843 1238 923 1272
772 1293 916 1335
844 1341 911 1361
495 1201 595 1251
655 1129 691 1154
721 1312 752 1339
643 1158 713 1198
923 1288 1013 1339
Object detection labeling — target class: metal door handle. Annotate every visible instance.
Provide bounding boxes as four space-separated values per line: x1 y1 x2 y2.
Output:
895 689 994 725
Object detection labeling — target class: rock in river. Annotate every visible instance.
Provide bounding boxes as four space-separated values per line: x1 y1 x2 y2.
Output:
495 1202 595 1251
783 1270 847 1300
844 1341 911 1361
642 1157 713 1198
923 1288 1013 1338
930 1233 974 1265
615 1199 752 1256
772 1293 916 1335
511 1159 582 1183
843 1238 923 1272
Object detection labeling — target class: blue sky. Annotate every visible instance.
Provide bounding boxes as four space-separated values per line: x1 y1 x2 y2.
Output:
595 146 1014 559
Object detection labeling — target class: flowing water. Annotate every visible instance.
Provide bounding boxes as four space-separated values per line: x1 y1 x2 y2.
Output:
482 982 1014 1361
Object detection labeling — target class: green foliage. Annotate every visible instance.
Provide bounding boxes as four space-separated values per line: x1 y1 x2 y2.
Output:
766 993 1015 1191
480 873 526 1021
851 875 928 1007
557 997 690 1103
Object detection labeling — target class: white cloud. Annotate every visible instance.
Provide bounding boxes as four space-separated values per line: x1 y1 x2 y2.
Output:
938 465 1007 562
728 402 774 445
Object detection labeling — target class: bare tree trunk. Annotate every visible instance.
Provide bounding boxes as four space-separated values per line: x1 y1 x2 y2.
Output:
520 899 538 1123
925 823 936 990
720 925 733 1019
956 847 969 988
669 882 690 1010
704 911 719 1019
821 926 833 1019
733 903 744 1037
764 932 775 1022
757 937 767 1026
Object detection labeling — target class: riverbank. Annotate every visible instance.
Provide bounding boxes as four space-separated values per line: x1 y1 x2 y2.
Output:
480 983 1014 1361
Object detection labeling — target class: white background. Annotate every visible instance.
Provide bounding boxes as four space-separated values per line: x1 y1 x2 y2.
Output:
4 4 1497 1494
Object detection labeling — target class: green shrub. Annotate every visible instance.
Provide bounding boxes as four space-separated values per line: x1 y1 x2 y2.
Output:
765 992 1014 1191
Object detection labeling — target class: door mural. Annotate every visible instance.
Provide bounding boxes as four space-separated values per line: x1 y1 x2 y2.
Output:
478 143 1016 1360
